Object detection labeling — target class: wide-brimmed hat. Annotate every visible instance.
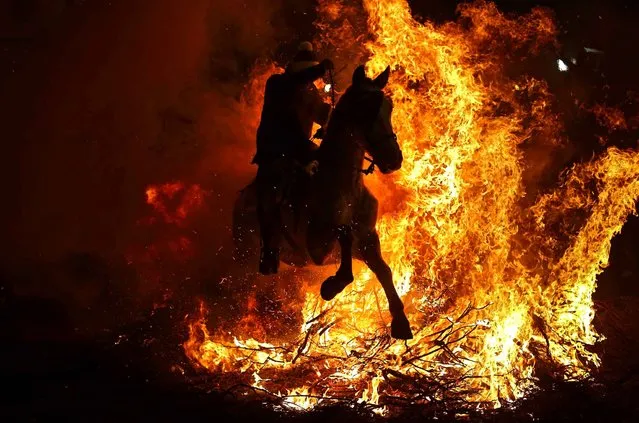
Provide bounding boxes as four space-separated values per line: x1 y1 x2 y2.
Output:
286 41 319 73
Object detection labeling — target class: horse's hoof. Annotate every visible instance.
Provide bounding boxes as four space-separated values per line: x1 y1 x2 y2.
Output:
320 274 353 301
391 314 413 340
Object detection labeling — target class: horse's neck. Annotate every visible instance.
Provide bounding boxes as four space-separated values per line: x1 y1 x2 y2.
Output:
317 127 365 181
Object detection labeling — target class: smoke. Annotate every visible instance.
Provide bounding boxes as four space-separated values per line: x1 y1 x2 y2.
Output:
0 0 297 327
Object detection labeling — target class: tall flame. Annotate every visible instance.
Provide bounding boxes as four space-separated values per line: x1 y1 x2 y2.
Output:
184 0 639 411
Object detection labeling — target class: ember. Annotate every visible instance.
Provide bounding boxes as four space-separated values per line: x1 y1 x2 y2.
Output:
182 0 639 413
144 182 206 226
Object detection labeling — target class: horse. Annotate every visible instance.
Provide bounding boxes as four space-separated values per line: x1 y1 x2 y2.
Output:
233 65 413 340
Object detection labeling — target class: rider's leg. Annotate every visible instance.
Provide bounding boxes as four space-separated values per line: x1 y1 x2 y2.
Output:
320 225 355 301
257 208 280 274
358 230 413 340
256 166 281 275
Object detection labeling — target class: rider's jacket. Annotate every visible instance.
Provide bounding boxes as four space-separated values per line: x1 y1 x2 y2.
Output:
252 62 331 166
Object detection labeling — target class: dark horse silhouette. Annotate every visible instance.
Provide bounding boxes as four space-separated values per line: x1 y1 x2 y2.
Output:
233 65 413 339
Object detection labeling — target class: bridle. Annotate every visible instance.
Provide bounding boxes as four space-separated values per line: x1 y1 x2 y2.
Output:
319 66 376 175
357 131 399 175
323 67 397 176
356 98 398 176
360 156 376 175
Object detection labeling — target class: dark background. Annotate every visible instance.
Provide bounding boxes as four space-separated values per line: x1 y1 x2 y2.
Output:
1 1 639 421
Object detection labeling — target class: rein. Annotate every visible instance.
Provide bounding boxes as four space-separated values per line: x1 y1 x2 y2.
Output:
331 69 376 176
328 67 336 110
360 156 375 175
318 66 379 176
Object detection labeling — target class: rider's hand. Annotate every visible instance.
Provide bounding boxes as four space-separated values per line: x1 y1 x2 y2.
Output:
321 59 334 72
305 160 319 176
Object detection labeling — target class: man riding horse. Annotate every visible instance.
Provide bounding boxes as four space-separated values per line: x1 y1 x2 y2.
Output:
241 47 413 339
253 41 334 275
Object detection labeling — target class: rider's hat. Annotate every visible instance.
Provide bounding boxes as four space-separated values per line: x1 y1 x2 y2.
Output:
286 41 319 73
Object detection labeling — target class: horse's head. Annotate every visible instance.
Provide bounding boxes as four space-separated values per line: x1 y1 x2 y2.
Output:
338 65 402 174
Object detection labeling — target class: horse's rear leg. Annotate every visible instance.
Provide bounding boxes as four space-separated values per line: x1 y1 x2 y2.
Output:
359 231 413 340
320 225 355 301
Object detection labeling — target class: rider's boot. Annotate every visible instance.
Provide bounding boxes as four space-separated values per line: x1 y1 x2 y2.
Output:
259 239 279 275
256 166 281 275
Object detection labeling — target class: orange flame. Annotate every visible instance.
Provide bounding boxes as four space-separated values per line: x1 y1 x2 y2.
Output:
144 182 206 226
126 182 206 291
184 0 639 412
591 104 628 132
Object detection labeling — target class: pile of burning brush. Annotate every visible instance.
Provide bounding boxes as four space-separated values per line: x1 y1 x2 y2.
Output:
129 0 639 417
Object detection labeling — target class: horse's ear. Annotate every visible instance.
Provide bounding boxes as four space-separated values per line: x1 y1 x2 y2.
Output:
352 65 366 86
373 66 391 89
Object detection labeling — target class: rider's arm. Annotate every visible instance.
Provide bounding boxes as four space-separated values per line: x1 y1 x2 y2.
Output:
290 60 332 85
290 63 325 84
310 87 331 128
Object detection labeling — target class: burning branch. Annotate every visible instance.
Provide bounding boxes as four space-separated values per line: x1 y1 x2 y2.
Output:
180 0 639 415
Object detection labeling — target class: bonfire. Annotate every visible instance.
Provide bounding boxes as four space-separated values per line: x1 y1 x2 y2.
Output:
161 0 639 415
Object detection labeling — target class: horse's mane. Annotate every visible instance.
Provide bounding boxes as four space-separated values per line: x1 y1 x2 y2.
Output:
317 87 353 156
319 83 383 155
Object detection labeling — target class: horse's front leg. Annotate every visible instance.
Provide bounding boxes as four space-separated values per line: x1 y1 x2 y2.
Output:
358 230 413 340
320 225 355 301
